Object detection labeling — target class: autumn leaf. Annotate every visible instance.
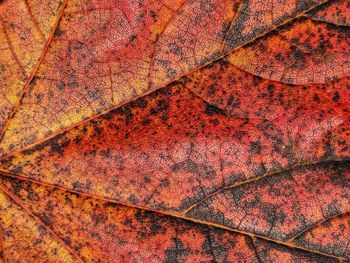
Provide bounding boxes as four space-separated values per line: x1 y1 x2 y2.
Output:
0 0 349 262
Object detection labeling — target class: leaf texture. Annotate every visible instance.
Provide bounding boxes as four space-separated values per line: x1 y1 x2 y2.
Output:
0 0 63 130
0 0 328 155
0 176 342 262
0 0 349 262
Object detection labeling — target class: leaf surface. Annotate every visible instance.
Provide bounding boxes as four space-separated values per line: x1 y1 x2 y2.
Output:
0 0 349 262
0 0 63 130
0 0 328 155
0 176 341 262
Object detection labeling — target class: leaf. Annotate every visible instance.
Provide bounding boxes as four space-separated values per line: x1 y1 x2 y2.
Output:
0 0 328 155
187 161 350 241
294 213 350 258
306 0 350 26
228 18 350 85
0 177 339 262
0 0 349 262
0 0 63 129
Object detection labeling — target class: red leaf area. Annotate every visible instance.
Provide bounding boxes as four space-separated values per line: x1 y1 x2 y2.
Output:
0 0 349 262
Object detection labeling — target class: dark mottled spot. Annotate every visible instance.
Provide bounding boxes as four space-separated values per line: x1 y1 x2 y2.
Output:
100 148 111 159
275 53 283 61
141 119 151 126
49 139 66 156
39 213 53 227
92 214 107 225
167 69 176 78
226 172 246 184
291 48 306 70
131 97 148 108
205 104 225 116
129 35 137 42
116 106 133 124
172 159 197 173
71 180 92 190
202 233 224 257
210 119 219 126
38 225 47 235
207 84 217 96
325 201 341 216
10 165 23 174
258 43 267 52
249 141 261 155
91 232 100 238
54 27 63 37
147 213 162 234
265 206 286 229
64 237 72 245
150 10 157 20
227 95 240 110
252 163 266 177
333 91 340 102
253 76 261 86
165 237 189 263
267 84 274 95
104 223 117 237
122 218 132 227
128 194 139 204
29 76 39 89
35 93 42 103
150 100 169 115
160 178 170 188
313 94 320 103
136 11 145 22
75 41 83 50
330 171 350 187
57 81 65 91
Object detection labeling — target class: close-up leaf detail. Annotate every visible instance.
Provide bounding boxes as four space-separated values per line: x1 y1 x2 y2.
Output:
0 0 349 262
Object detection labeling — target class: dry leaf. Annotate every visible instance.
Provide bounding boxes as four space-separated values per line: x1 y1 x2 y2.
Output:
0 0 349 262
